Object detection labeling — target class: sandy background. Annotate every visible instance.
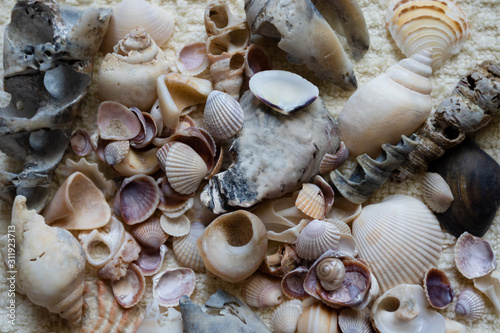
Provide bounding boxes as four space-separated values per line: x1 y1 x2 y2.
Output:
0 0 499 332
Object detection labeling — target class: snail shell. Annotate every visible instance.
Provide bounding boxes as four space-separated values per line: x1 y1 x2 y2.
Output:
316 258 346 291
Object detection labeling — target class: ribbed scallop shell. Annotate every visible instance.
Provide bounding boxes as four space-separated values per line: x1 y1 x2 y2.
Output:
111 263 146 309
324 218 351 235
295 183 326 219
203 90 244 140
338 308 373 333
352 194 443 292
421 172 454 213
386 0 470 69
295 220 341 260
455 287 486 321
270 300 304 333
296 301 338 333
116 174 160 225
242 273 284 308
104 140 130 166
172 221 206 272
130 215 169 249
160 214 191 237
319 141 350 174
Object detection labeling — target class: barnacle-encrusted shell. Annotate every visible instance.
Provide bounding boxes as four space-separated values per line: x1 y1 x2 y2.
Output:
296 301 338 333
338 308 372 333
153 268 196 307
454 232 497 279
270 300 304 333
115 174 160 225
421 172 454 213
352 194 443 292
176 42 209 76
203 90 244 140
172 221 206 272
111 263 146 308
130 214 169 249
242 273 284 308
295 220 340 260
295 183 326 219
423 268 454 309
197 210 268 282
249 70 319 115
386 0 470 69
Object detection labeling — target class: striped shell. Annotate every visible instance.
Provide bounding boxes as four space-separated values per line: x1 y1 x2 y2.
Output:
172 221 206 272
338 308 373 333
242 273 284 308
295 220 341 260
421 172 454 213
130 214 169 249
296 301 338 333
352 194 443 292
319 141 350 174
324 218 351 235
295 183 326 219
203 90 244 140
111 263 146 309
270 300 304 333
455 287 486 321
115 174 160 225
104 140 130 166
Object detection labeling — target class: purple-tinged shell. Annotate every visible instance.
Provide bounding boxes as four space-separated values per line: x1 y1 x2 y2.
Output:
111 263 146 308
97 101 142 140
115 174 160 225
455 287 486 321
281 266 309 300
454 232 497 279
319 141 349 174
153 267 196 307
135 244 168 276
423 268 454 309
130 214 169 249
70 129 92 157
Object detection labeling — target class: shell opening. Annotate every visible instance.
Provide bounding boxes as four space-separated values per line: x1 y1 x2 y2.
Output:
222 215 253 247
378 296 400 312
88 240 111 262
209 8 229 29
230 53 245 70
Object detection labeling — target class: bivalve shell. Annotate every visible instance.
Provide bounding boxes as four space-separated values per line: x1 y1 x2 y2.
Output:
270 300 304 333
455 287 486 321
242 273 284 308
203 90 244 140
421 172 454 213
338 308 373 333
70 129 92 157
295 183 326 219
319 141 350 174
111 263 146 308
423 268 454 309
296 301 339 333
130 214 169 249
115 174 160 225
135 244 168 276
454 232 497 279
281 266 309 300
295 219 341 260
104 140 130 167
97 101 142 141
172 221 206 272
153 268 196 307
160 214 191 237
176 42 209 76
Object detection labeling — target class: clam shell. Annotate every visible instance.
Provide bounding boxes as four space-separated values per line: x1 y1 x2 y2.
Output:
130 214 169 249
115 174 160 225
176 42 209 76
172 221 206 272
97 101 142 141
296 301 339 333
104 140 130 166
160 213 191 237
249 70 319 115
281 266 309 300
270 300 304 333
455 287 486 321
242 273 284 308
295 219 341 260
421 172 454 213
111 263 146 309
423 268 454 309
295 183 326 219
70 129 92 157
135 244 168 276
153 268 196 307
338 308 373 333
454 232 497 279
203 90 244 140
352 194 443 292
244 43 272 78
130 111 157 149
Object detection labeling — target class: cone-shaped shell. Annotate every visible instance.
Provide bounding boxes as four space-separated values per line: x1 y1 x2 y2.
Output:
423 268 454 309
338 308 372 333
296 301 338 333
172 221 206 272
421 172 454 213
454 232 497 279
338 50 433 158
455 287 486 321
242 273 284 308
43 172 111 230
97 101 142 141
352 194 443 292
130 214 169 249
203 90 244 140
295 183 326 219
153 268 196 307
111 263 146 308
295 219 341 260
116 174 160 225
270 300 304 333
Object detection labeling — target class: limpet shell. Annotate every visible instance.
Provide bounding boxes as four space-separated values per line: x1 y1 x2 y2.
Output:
111 263 146 309
153 267 196 307
203 90 244 140
421 172 454 213
295 219 340 260
454 232 497 279
270 300 304 333
172 221 206 272
455 287 486 321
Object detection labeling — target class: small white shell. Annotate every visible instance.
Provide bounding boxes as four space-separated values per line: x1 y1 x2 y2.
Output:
160 214 191 237
455 287 486 321
295 219 340 260
295 183 326 219
203 90 244 140
270 300 304 333
111 263 146 308
172 221 206 272
153 268 196 307
421 172 454 213
249 70 319 115
338 308 372 333
242 273 284 308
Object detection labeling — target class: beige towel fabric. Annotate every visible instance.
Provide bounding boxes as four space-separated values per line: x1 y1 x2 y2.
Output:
0 0 499 332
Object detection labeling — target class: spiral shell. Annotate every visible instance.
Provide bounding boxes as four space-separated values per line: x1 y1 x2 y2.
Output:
455 287 486 321
316 258 346 291
172 221 206 272
242 273 284 308
270 300 304 333
421 172 454 213
295 219 341 260
203 90 244 140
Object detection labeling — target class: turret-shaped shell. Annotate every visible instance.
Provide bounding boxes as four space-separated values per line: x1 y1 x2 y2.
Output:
338 50 433 158
13 196 86 325
455 287 486 321
421 172 454 213
242 273 284 308
386 0 470 69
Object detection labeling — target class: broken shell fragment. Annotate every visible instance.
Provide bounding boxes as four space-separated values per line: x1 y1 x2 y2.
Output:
172 221 206 272
454 232 497 279
423 268 454 309
112 146 160 176
115 174 160 225
130 214 169 249
260 243 301 277
319 141 349 174
136 297 184 333
281 266 309 300
208 49 246 100
473 270 500 312
242 273 284 308
97 101 142 141
295 183 326 219
111 263 146 308
270 300 304 333
176 42 209 76
455 287 486 321
153 268 196 307
244 43 272 78
135 244 168 276
205 0 245 36
98 231 141 281
203 90 244 140
249 70 319 115
421 172 454 213
296 300 338 333
294 219 340 260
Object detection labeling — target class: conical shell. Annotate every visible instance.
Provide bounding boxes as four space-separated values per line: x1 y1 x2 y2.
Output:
203 90 244 140
352 194 443 292
296 301 339 333
386 0 470 69
270 300 304 333
295 183 326 219
338 308 373 333
421 172 454 213
116 174 160 225
454 232 497 279
242 273 284 308
295 219 341 260
130 214 169 249
111 263 146 309
172 221 206 272
455 287 486 321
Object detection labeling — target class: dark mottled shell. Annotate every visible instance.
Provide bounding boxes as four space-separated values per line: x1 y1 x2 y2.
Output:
428 138 500 237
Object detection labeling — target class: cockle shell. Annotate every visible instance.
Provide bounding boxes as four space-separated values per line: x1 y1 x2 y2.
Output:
294 219 341 260
338 308 373 333
101 0 174 53
242 273 284 308
160 213 191 237
295 183 326 219
104 140 130 166
176 42 209 76
135 244 168 276
115 174 160 225
423 268 454 309
153 268 196 307
454 232 497 279
43 171 111 230
386 0 470 69
296 300 339 333
12 196 86 325
111 263 146 308
338 50 432 158
205 0 245 36
130 214 169 249
197 210 268 282
421 172 454 213
319 141 350 174
172 221 206 272
270 300 304 333
352 194 443 292
455 287 486 321
203 90 244 140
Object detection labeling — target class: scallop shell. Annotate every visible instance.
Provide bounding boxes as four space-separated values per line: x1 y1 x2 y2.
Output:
281 266 309 300
423 268 454 309
249 70 319 115
242 273 284 308
70 129 92 157
203 90 244 140
324 218 351 235
101 0 174 53
172 221 206 272
295 183 326 219
352 194 443 292
295 219 341 260
270 300 304 333
421 172 454 213
104 140 130 166
338 308 373 333
160 213 191 237
386 0 470 69
115 174 160 225
153 268 196 307
296 301 339 333
319 141 350 174
176 42 209 76
130 214 169 249
455 287 486 321
135 244 168 276
111 263 146 309
97 101 142 141
204 0 244 36
454 232 497 279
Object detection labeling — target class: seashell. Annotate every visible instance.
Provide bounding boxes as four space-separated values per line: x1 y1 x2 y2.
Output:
203 90 244 140
338 308 373 333
316 258 346 291
167 127 217 172
130 214 169 249
136 297 184 333
338 50 432 158
444 319 467 333
295 183 326 219
135 244 168 276
101 0 174 53
160 213 191 237
206 21 250 57
130 111 157 149
244 43 272 78
98 231 142 281
281 266 310 300
242 273 284 308
260 243 301 278
296 301 339 333
270 300 304 333
197 210 268 282
104 140 130 166
97 101 142 141
113 146 160 176
423 268 454 309
371 284 445 333
153 268 196 307
455 287 486 321
428 138 500 237
70 129 92 157
157 73 213 131
249 70 319 115
111 263 146 309
324 218 351 235
421 172 454 213
208 49 246 100
172 221 206 272
115 174 160 225
326 196 362 224
454 232 497 279
352 194 443 292
78 216 125 269
313 175 335 216
386 0 470 69
295 219 341 260
176 42 209 76
473 270 500 312
319 141 349 174
205 0 244 36
245 0 358 91
43 172 111 230
12 196 86 324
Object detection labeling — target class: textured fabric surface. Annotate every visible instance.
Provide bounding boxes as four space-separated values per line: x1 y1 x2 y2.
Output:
0 0 499 332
